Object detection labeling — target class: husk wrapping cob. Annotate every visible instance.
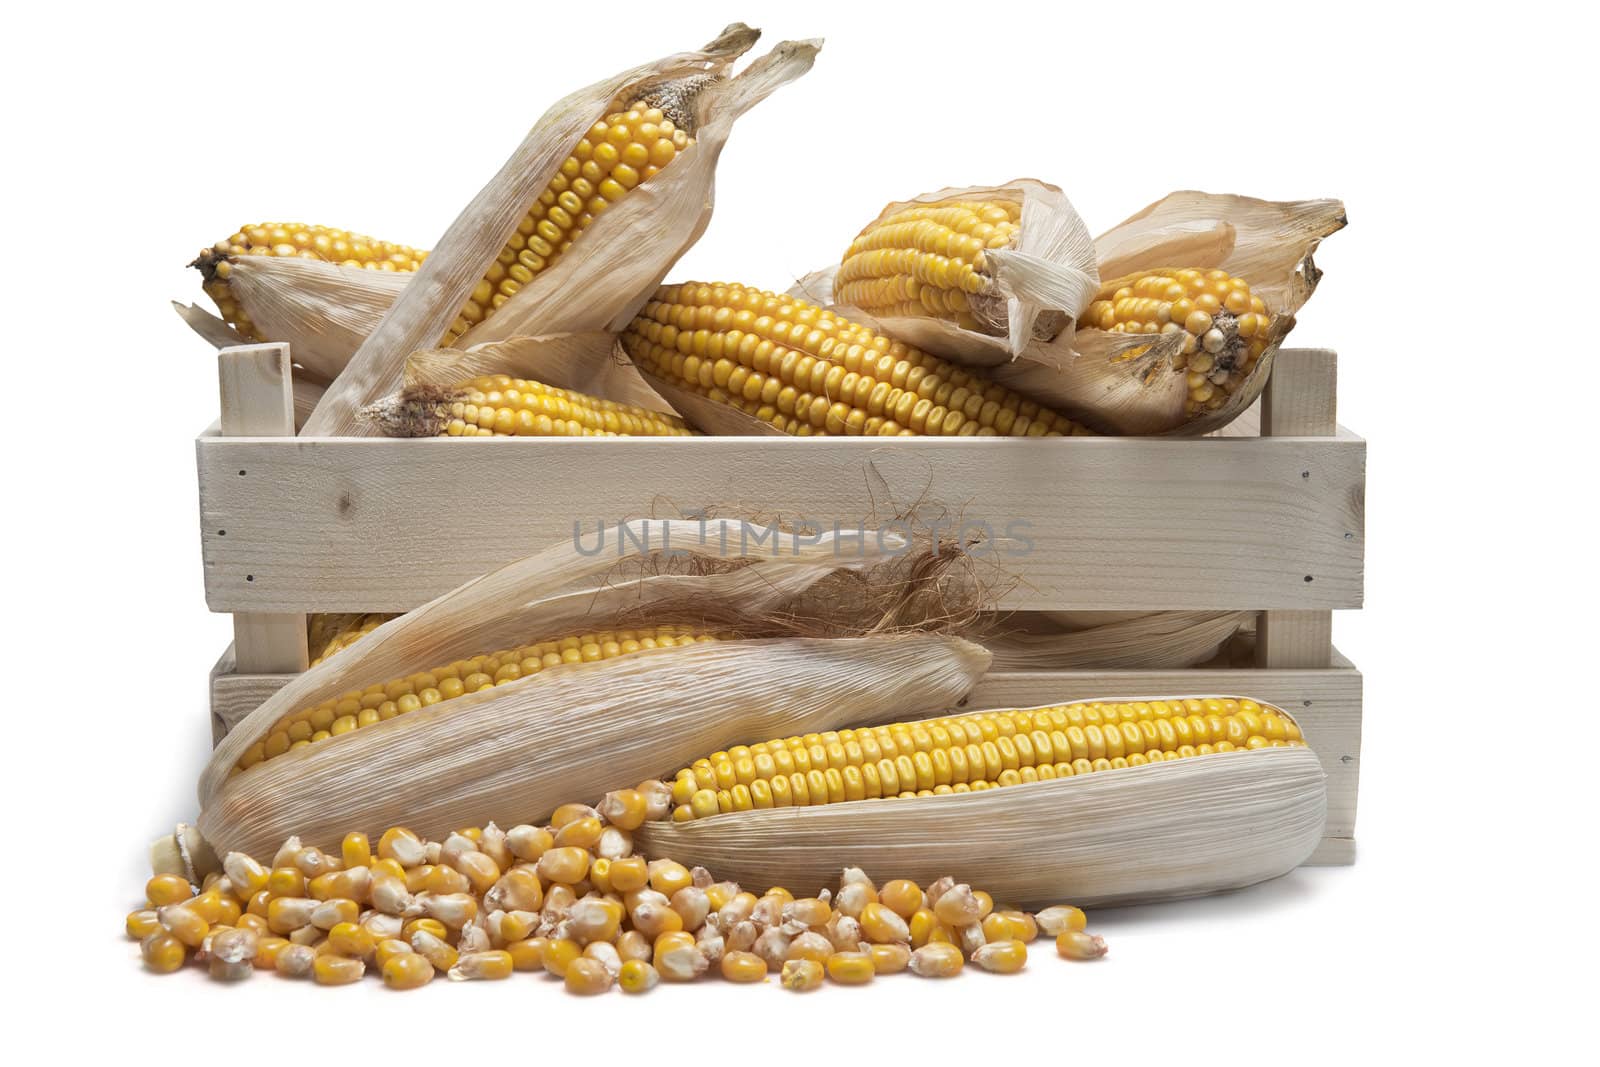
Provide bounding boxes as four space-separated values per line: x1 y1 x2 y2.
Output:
299 25 820 436
991 192 1347 435
638 696 1327 907
795 180 1100 363
983 611 1250 671
198 519 990 857
795 189 1344 436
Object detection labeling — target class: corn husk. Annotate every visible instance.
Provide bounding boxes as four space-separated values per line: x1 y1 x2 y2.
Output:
989 193 1348 436
985 611 1250 671
196 519 990 857
792 180 1099 365
637 697 1326 907
302 26 820 437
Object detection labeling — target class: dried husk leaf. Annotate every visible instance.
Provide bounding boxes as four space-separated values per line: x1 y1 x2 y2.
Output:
791 179 1099 365
1017 193 1347 436
984 611 1250 671
361 334 682 436
303 27 820 437
637 699 1326 907
180 258 413 384
196 519 990 856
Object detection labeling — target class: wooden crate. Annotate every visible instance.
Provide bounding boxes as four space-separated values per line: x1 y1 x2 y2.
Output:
199 344 1365 864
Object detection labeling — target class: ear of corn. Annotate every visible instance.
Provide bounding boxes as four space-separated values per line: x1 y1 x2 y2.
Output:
636 695 1327 908
361 375 694 438
834 199 1026 335
193 224 426 342
440 86 708 345
1083 269 1270 416
664 696 1305 820
620 282 1094 436
236 627 719 774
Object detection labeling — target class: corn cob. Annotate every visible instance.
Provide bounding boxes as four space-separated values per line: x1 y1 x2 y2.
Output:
236 627 719 773
194 224 427 341
620 282 1094 436
666 697 1304 821
307 614 396 666
133 809 1102 990
1083 269 1271 415
834 199 1025 334
362 374 694 438
440 84 709 345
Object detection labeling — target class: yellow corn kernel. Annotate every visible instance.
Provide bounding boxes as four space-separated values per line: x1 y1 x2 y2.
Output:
780 958 824 992
908 941 964 978
311 953 364 985
719 950 768 983
824 950 875 985
972 938 1028 974
125 909 161 940
141 932 187 974
618 959 660 993
1056 930 1109 960
563 957 614 995
1034 904 1088 936
381 951 434 990
448 950 514 981
653 931 707 981
147 876 195 908
879 879 923 919
157 903 209 948
541 938 582 979
868 942 911 974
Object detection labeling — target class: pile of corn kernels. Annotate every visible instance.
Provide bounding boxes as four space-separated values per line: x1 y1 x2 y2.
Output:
128 778 1107 991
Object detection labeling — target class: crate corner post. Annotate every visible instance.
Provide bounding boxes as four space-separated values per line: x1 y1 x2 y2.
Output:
215 343 310 678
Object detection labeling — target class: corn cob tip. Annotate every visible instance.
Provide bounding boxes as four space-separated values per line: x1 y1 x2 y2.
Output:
634 73 722 135
189 247 227 280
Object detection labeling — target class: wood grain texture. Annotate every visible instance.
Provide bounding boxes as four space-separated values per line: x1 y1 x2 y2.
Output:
217 345 309 675
208 650 1363 865
196 431 1365 614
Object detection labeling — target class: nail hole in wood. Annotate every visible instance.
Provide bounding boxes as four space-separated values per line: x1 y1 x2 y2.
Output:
238 469 247 476
245 574 254 582
217 530 226 536
1301 470 1310 479
1303 575 1314 582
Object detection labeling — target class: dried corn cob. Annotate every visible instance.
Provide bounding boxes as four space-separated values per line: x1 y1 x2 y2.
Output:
835 199 1027 334
362 374 694 438
1083 269 1270 415
665 696 1305 820
194 224 426 342
620 282 1094 436
637 695 1326 907
133 801 1102 990
441 85 708 345
235 627 719 773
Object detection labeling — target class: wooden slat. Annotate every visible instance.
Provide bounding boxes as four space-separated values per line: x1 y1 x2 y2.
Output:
965 659 1363 858
209 648 1362 864
216 344 309 675
197 434 1365 615
1256 348 1340 668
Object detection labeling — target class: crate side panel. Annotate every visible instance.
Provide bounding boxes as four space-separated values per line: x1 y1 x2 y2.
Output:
198 436 1365 613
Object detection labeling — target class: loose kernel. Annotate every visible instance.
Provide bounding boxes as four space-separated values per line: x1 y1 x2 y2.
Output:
618 959 660 993
565 957 614 995
1056 930 1109 960
312 954 364 985
780 958 824 991
141 932 187 973
720 950 768 983
382 951 435 989
825 950 875 985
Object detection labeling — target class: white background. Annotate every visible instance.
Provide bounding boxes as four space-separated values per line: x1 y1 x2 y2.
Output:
2 0 1593 1060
